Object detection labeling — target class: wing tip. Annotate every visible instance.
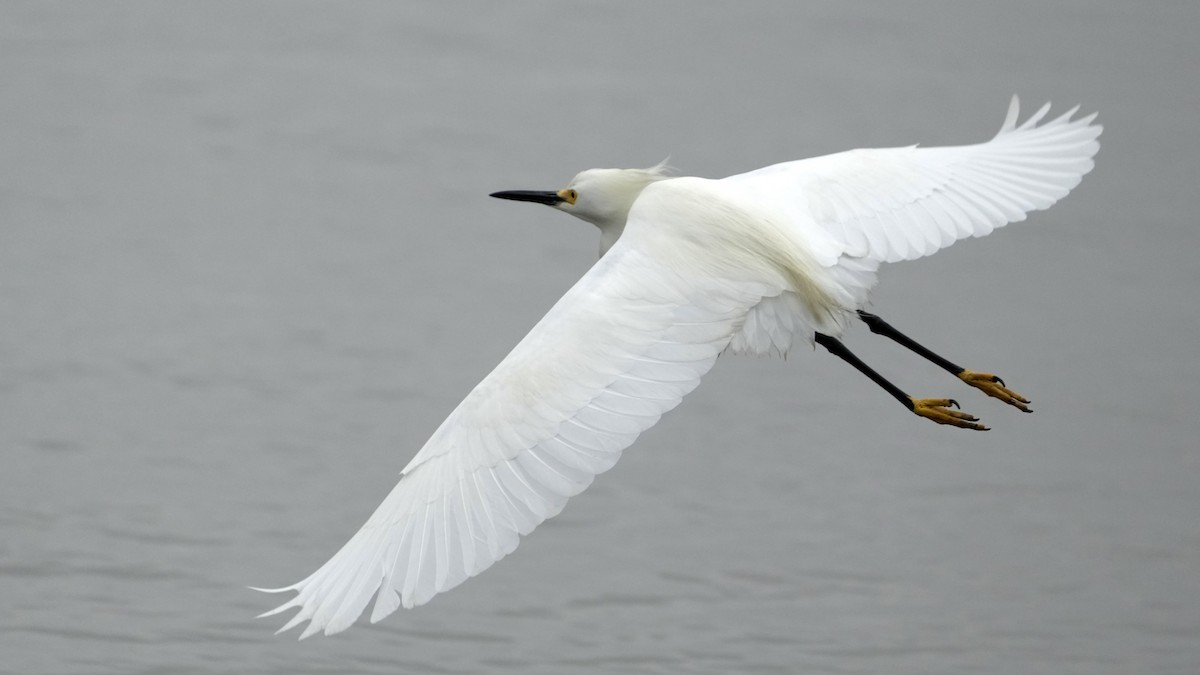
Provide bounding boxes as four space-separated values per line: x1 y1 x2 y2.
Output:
248 583 296 595
998 94 1021 135
998 95 1101 139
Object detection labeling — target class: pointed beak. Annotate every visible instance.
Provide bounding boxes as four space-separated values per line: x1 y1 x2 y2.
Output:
489 190 564 206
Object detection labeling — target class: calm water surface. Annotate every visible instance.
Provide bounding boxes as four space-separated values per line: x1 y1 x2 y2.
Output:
3 2 1198 673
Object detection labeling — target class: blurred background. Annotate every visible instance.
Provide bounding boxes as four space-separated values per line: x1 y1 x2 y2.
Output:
2 2 1197 673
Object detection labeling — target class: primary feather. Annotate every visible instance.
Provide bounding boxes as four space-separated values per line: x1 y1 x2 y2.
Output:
257 97 1100 637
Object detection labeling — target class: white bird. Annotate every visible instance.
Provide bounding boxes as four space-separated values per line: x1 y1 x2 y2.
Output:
257 97 1100 638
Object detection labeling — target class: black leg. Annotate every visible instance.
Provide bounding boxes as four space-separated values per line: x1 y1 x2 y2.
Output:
857 311 965 376
815 332 985 429
814 332 917 411
855 310 1031 413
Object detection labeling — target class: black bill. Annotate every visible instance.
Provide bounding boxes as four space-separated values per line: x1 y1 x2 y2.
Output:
489 190 564 205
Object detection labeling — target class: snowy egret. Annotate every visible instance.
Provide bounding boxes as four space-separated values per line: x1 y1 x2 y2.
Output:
257 97 1100 638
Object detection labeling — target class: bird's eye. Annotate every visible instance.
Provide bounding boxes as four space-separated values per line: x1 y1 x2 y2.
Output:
558 188 578 205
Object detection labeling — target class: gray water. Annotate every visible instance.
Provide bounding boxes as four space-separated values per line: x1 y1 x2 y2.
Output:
3 2 1198 673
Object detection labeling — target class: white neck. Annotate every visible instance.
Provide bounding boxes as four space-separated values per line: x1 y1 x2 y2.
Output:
597 221 624 257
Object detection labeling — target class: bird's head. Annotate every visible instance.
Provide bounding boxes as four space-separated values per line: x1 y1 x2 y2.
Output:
491 162 670 256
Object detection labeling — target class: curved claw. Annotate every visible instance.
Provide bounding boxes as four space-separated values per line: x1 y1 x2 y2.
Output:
958 370 1032 413
909 397 989 430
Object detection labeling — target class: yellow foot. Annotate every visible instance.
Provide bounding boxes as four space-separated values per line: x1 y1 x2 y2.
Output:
910 397 989 430
958 370 1032 412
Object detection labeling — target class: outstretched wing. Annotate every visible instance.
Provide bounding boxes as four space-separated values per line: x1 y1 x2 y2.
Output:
723 96 1102 263
257 242 769 638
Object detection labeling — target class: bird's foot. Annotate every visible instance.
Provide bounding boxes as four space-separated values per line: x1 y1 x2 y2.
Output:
957 370 1032 412
909 398 989 430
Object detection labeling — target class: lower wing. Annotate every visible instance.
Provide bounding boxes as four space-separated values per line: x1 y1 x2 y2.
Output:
256 242 772 638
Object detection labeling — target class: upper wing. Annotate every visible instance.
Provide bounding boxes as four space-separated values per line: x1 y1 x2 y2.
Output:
257 241 770 638
722 97 1102 263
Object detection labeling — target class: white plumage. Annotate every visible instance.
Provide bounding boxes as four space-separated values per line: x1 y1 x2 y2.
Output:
257 97 1100 637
